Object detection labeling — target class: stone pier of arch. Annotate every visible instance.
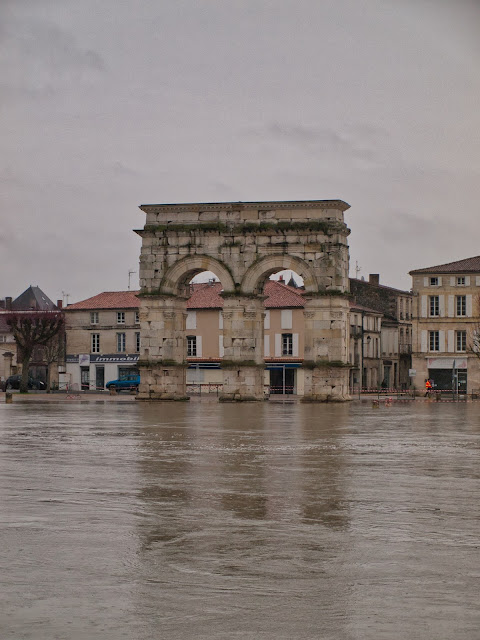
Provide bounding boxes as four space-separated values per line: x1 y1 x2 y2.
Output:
135 199 352 402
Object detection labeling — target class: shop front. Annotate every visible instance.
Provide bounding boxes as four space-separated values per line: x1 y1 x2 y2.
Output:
426 357 468 393
66 354 139 391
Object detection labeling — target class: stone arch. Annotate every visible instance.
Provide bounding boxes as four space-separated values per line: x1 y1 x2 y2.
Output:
241 254 319 294
161 254 236 295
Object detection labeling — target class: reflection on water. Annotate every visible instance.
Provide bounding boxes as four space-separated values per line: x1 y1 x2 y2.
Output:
1 401 480 639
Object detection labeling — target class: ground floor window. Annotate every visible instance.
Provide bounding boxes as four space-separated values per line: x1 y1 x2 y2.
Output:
118 367 139 380
428 368 467 392
80 366 90 391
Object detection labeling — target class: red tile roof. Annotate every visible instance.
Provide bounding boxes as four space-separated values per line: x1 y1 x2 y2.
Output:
264 280 305 308
67 281 306 311
187 283 223 309
186 280 305 309
409 256 480 274
67 291 140 310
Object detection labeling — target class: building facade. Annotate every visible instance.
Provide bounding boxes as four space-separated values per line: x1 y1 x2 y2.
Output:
0 286 63 387
348 303 383 393
350 274 412 389
65 292 141 390
410 256 480 394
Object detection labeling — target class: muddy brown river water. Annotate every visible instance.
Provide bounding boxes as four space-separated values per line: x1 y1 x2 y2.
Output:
1 400 479 639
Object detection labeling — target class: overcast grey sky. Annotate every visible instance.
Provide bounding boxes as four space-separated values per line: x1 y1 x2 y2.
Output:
2 0 479 303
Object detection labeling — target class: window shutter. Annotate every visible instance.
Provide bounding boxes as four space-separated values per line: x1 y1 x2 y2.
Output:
264 310 270 329
424 277 429 287
219 335 224 357
281 309 292 329
421 296 427 317
186 311 196 330
438 277 442 286
439 330 445 352
292 334 299 357
439 296 445 317
421 330 427 353
466 295 473 317
447 330 454 353
448 295 454 317
476 276 480 286
465 276 471 286
219 311 223 329
275 334 281 357
450 277 456 286
264 335 270 357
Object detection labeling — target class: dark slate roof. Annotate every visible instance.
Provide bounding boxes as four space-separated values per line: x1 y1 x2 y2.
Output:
12 286 58 311
349 278 411 295
409 256 480 275
349 301 382 315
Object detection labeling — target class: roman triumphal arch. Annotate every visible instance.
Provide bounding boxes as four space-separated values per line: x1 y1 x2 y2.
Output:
135 199 352 401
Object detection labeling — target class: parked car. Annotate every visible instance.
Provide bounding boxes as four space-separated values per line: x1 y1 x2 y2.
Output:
105 375 140 392
5 374 47 391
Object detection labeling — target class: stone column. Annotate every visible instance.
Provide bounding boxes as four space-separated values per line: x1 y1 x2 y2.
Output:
137 296 188 400
220 295 265 401
302 296 351 402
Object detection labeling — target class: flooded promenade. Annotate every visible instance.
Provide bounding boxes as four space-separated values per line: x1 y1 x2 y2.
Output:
1 398 479 639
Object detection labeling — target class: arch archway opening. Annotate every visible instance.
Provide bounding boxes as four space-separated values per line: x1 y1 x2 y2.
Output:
241 254 318 296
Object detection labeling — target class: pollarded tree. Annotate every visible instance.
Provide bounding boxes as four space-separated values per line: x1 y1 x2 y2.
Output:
6 311 64 393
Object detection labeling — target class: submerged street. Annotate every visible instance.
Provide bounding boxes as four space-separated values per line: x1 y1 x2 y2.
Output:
1 400 479 639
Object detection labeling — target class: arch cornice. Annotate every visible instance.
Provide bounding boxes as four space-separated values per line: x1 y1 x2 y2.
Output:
160 254 236 295
241 254 319 294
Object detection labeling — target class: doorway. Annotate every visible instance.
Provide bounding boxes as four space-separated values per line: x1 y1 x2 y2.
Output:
269 366 295 394
95 366 105 390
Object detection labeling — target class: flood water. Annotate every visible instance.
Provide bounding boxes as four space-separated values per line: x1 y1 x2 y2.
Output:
1 400 479 639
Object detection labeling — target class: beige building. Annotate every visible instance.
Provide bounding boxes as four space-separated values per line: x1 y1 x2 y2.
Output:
185 279 306 395
65 292 141 390
410 256 480 394
64 279 395 397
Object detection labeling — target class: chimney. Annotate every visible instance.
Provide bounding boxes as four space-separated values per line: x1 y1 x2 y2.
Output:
5 297 12 310
369 274 379 286
57 299 63 309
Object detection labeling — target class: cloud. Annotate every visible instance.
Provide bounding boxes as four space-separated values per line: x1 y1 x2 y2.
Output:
243 121 392 169
0 15 105 99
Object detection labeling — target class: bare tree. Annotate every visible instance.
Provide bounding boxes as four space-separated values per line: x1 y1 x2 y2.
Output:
6 312 64 392
43 333 65 392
